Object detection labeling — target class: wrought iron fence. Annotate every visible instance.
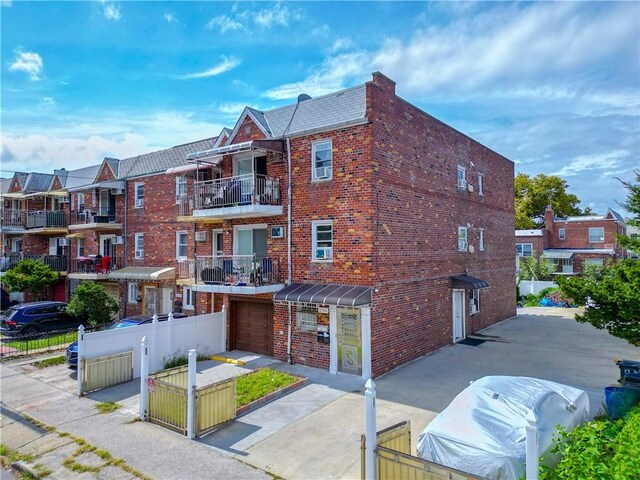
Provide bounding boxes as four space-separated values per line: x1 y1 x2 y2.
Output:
0 326 98 360
195 255 280 286
1 208 25 228
177 259 195 279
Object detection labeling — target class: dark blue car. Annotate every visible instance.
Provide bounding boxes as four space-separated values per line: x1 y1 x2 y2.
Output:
65 312 188 367
0 301 81 336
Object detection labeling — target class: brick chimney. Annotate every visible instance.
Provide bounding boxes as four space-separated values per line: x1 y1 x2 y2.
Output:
372 71 396 95
544 205 555 232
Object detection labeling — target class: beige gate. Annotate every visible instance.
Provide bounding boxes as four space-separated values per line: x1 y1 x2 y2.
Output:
196 377 236 436
148 366 188 434
80 350 133 395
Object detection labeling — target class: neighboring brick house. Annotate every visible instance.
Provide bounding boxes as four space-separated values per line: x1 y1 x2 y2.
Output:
170 72 516 378
516 205 627 275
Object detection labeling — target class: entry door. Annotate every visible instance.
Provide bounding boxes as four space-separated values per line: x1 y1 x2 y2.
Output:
144 286 157 315
212 229 224 257
11 238 23 253
100 236 116 257
49 238 61 256
235 227 267 257
337 308 362 375
452 290 465 342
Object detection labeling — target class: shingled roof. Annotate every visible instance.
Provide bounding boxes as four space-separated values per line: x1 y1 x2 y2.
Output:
64 164 103 190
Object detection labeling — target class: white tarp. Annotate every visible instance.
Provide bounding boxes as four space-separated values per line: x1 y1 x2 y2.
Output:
416 376 589 480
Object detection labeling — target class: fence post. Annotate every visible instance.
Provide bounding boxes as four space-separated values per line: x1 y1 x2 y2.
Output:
525 410 539 480
187 349 197 439
151 314 159 371
140 336 149 420
220 304 227 352
365 378 377 480
167 312 175 358
76 325 85 397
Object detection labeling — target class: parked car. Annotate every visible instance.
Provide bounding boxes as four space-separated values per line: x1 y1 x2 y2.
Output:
65 312 188 367
1 288 18 311
0 301 82 336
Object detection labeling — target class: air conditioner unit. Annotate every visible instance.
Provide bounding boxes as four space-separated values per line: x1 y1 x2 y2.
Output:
111 188 124 195
135 250 144 259
58 238 69 247
457 179 467 189
195 231 208 242
458 240 468 251
114 236 124 245
59 196 70 203
467 183 474 193
315 247 333 260
315 166 331 180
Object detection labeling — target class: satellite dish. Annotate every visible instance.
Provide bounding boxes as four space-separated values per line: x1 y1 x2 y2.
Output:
297 94 312 102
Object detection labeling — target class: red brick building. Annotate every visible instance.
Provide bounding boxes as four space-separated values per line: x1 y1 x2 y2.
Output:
516 205 627 275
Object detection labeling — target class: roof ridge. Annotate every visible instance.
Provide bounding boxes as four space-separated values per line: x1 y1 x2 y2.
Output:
263 83 366 116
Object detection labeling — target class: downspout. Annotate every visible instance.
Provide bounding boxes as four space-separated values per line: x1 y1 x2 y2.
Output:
286 136 293 364
123 183 128 318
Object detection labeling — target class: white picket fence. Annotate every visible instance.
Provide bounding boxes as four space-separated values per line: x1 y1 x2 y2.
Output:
77 309 227 393
519 280 558 297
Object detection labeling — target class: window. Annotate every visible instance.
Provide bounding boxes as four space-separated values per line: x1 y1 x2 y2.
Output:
589 227 604 243
516 243 533 257
176 231 188 259
213 229 224 257
457 166 467 189
458 226 468 251
134 183 144 208
77 238 85 257
584 258 603 268
77 193 85 211
478 174 484 196
135 233 144 259
469 290 480 315
312 221 333 261
559 228 566 241
551 258 573 274
312 140 332 181
128 283 139 303
175 176 187 203
296 304 317 332
479 229 485 252
183 287 195 310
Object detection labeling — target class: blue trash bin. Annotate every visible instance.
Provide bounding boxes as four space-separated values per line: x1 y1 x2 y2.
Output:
604 385 640 419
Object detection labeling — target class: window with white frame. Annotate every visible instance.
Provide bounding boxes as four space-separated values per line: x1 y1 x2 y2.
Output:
478 174 484 196
589 227 604 243
77 192 85 211
77 238 85 257
458 226 468 251
312 221 333 261
134 183 144 208
559 228 566 240
175 176 187 203
516 243 533 257
469 289 480 315
296 303 318 332
183 286 195 310
176 231 188 259
312 140 332 181
584 258 603 268
457 166 466 189
128 283 139 303
134 233 144 259
479 229 485 252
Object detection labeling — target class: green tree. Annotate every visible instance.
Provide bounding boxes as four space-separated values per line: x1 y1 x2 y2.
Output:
617 171 640 253
556 259 640 346
515 173 585 229
518 255 555 281
66 282 119 328
3 259 59 300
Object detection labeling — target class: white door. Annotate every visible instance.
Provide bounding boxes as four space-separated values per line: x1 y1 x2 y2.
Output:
161 288 172 314
452 290 465 342
100 235 116 257
49 238 59 256
212 229 224 257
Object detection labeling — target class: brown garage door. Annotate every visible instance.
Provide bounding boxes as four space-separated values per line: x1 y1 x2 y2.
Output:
233 301 273 356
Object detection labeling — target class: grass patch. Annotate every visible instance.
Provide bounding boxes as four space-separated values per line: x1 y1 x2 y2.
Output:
162 353 210 369
236 368 298 408
3 331 77 352
95 401 120 414
33 355 66 369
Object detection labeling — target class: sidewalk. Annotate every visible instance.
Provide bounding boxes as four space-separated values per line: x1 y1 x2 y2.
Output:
0 364 270 480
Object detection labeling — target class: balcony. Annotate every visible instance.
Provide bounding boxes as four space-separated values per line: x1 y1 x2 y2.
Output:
178 255 284 294
1 253 67 274
68 254 122 280
68 207 122 231
178 174 282 222
25 210 67 234
1 209 26 232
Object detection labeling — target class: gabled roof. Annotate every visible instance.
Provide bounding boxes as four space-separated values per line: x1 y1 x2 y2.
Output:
23 173 53 193
52 169 69 188
104 157 120 178
213 128 232 148
226 107 272 145
14 172 28 190
0 178 11 194
605 208 624 223
560 208 626 224
64 164 103 190
119 137 217 178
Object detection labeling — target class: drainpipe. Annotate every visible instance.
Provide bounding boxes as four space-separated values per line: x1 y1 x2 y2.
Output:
286 136 293 364
123 184 128 318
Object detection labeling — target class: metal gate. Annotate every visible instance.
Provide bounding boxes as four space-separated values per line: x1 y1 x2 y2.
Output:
81 350 133 394
196 377 236 436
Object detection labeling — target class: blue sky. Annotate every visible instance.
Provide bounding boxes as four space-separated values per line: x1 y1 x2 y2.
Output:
1 1 639 216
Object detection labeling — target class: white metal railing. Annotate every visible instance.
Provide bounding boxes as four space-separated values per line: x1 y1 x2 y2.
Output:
195 254 280 286
1 253 66 272
71 206 119 225
177 259 195 279
1 209 25 228
191 174 281 212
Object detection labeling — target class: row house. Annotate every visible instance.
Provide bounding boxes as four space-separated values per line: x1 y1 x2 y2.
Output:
515 205 627 275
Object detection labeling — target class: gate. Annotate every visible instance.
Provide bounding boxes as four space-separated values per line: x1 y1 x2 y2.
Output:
80 350 133 394
147 366 188 434
196 377 236 436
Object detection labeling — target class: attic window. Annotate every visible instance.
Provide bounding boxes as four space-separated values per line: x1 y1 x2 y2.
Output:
244 126 251 134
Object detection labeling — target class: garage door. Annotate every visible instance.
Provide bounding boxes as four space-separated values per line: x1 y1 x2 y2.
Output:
233 301 273 356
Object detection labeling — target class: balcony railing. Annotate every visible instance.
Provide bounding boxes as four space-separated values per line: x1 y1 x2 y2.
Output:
69 207 120 225
1 253 67 272
26 210 67 229
188 255 280 287
177 259 195 279
1 209 25 228
179 174 281 216
69 254 122 275
1 253 23 271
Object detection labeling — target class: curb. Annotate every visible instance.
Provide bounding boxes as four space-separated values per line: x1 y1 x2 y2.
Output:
12 460 42 479
236 376 308 418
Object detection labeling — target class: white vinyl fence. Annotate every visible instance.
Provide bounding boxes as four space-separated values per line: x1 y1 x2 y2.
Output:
519 280 558 297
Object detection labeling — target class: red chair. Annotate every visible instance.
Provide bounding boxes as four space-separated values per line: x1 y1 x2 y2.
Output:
96 256 111 274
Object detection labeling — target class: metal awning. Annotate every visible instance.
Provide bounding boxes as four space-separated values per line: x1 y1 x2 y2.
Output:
22 190 70 198
451 275 490 290
165 161 222 175
541 250 574 259
186 139 285 161
109 267 175 281
66 232 85 239
274 283 372 307
1 192 25 198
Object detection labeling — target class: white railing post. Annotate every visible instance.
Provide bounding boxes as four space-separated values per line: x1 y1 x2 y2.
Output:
365 378 377 480
76 325 85 397
167 311 175 358
221 304 227 352
151 314 159 371
187 349 197 439
140 336 149 420
525 410 539 480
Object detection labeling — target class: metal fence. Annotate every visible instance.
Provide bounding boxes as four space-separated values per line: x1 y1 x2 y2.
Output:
195 255 281 286
1 208 25 228
26 210 67 229
196 377 236 436
69 207 120 225
194 174 281 210
1 253 67 272
80 350 133 394
0 327 96 360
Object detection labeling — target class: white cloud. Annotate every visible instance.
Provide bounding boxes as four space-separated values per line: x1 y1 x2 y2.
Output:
331 37 354 52
163 13 177 24
553 150 629 177
311 24 330 38
206 14 245 33
103 3 121 21
42 97 56 107
253 2 301 28
176 56 241 80
205 2 303 33
8 49 44 81
218 102 248 115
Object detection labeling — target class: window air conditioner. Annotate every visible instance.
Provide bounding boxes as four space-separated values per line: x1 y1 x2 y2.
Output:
458 240 468 251
111 188 124 195
315 247 333 260
467 183 474 192
59 196 70 203
135 250 144 259
58 238 69 247
114 236 124 245
315 166 331 180
195 231 208 242
457 179 467 189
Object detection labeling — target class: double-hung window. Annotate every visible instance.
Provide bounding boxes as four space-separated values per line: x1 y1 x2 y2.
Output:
134 183 144 208
478 174 484 196
134 233 144 259
559 228 566 241
589 227 604 243
469 290 480 315
457 166 466 189
128 283 139 304
77 238 85 257
312 220 333 261
516 243 533 257
77 193 85 211
479 229 485 252
175 176 187 203
176 231 188 260
312 140 332 181
458 226 468 251
183 286 195 310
